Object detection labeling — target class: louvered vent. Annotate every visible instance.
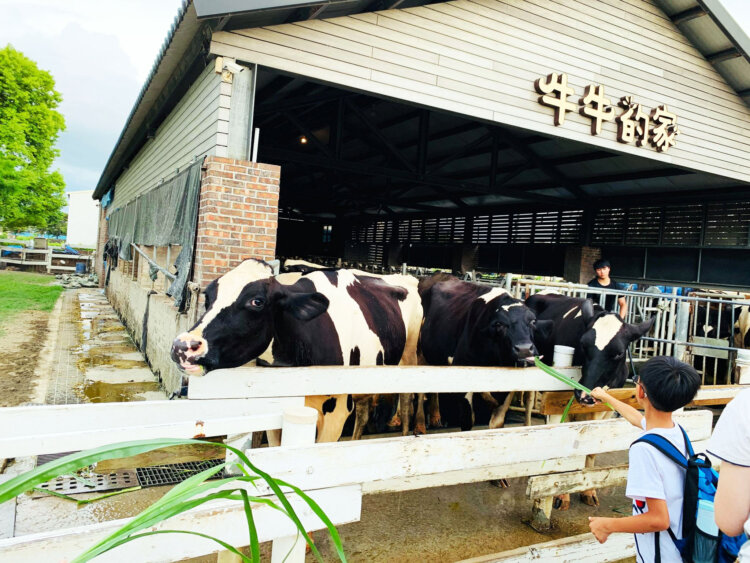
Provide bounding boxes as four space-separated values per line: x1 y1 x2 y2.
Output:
625 207 661 246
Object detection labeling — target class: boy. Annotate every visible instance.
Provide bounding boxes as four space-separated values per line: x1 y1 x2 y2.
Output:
588 356 701 562
587 258 628 319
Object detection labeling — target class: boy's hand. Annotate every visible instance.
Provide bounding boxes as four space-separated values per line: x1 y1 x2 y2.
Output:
590 386 611 403
588 516 612 543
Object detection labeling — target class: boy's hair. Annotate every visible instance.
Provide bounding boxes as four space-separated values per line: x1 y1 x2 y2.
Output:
593 258 611 270
637 356 700 412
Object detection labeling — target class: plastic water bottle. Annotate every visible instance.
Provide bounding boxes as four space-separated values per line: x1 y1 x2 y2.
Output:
694 499 719 563
696 499 719 535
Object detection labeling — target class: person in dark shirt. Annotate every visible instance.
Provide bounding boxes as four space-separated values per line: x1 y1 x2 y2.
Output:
587 258 628 319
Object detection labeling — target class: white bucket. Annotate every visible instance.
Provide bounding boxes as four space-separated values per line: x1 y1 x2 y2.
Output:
553 345 575 367
736 349 750 366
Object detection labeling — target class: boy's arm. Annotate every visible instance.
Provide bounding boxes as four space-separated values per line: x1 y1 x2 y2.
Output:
589 498 670 543
590 387 644 428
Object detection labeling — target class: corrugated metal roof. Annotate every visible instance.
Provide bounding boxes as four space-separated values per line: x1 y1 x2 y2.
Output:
655 0 750 99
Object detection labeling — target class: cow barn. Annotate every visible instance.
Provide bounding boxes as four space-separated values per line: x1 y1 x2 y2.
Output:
93 0 750 396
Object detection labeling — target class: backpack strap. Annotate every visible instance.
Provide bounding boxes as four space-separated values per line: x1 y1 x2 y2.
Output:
632 432 688 469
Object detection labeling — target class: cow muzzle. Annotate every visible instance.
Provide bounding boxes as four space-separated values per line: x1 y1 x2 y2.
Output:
513 343 537 364
171 333 208 376
574 388 596 406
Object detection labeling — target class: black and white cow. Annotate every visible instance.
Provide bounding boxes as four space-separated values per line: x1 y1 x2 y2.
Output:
171 259 423 442
525 293 655 404
525 292 654 508
419 278 552 431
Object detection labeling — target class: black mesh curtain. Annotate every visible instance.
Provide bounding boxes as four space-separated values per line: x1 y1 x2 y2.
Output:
107 159 203 308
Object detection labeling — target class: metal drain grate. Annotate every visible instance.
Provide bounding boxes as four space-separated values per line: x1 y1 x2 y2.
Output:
136 459 226 488
35 470 138 496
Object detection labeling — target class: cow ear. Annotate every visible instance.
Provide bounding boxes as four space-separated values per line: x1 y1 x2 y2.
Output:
629 316 656 340
581 299 595 322
278 291 330 321
534 319 554 342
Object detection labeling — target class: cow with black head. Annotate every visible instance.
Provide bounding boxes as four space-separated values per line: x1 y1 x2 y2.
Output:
525 292 655 508
419 278 553 432
171 259 423 442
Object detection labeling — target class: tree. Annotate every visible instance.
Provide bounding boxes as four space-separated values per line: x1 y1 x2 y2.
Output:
0 45 66 232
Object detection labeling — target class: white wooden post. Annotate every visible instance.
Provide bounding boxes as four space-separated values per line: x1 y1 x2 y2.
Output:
270 406 318 563
532 346 575 531
674 301 690 361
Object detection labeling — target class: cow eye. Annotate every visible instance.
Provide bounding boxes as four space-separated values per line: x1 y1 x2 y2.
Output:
247 298 265 309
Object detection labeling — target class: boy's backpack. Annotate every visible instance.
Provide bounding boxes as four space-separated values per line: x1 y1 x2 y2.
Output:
633 425 747 563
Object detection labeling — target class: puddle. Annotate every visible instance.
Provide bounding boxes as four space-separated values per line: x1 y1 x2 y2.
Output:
81 381 161 403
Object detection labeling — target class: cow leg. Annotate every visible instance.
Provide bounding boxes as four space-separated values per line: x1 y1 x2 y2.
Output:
399 393 413 436
414 393 427 435
387 395 402 429
524 391 535 426
488 392 514 429
427 393 441 428
459 392 475 431
351 396 371 441
266 429 281 447
307 394 353 443
553 493 571 511
579 455 600 507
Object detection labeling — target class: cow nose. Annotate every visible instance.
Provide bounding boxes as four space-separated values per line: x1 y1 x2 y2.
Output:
172 333 207 359
514 343 535 358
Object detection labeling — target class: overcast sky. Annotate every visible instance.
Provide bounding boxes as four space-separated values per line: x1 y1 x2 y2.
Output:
0 0 748 194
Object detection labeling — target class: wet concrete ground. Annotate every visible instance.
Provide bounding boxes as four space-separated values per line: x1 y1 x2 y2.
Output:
44 289 166 405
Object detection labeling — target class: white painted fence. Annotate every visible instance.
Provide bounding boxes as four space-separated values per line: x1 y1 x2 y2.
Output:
0 366 730 562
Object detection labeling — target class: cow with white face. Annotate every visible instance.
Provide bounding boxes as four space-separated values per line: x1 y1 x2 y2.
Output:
171 259 422 442
525 292 655 509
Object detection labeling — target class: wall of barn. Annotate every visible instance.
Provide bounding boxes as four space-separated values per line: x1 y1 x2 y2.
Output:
110 64 229 209
106 269 188 395
209 0 750 184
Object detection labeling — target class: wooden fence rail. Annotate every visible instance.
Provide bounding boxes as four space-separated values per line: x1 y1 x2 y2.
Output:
0 363 738 563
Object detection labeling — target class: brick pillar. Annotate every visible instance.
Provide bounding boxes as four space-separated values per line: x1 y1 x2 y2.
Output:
564 245 601 284
95 203 108 287
193 156 280 287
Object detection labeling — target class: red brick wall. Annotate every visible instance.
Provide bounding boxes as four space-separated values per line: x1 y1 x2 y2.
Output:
192 156 280 287
564 246 601 284
95 204 109 287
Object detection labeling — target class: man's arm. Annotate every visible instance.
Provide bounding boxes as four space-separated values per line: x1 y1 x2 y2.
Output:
590 387 644 428
618 296 628 319
714 460 750 536
589 498 670 543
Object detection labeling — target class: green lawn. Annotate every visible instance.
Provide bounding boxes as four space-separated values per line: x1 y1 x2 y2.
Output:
0 271 63 333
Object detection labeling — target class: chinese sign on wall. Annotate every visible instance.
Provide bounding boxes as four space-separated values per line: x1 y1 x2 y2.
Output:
534 72 681 152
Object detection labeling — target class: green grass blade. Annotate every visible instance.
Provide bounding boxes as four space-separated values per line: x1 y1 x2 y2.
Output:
0 438 203 503
74 529 252 563
77 488 243 561
78 466 231 559
277 479 347 563
560 396 575 423
240 489 260 563
76 486 142 506
221 444 329 561
534 357 614 411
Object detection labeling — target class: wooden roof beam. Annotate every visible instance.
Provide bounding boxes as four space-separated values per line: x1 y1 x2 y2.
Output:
670 6 706 26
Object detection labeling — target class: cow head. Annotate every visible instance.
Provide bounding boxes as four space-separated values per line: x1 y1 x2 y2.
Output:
469 291 553 365
171 259 329 374
576 304 655 405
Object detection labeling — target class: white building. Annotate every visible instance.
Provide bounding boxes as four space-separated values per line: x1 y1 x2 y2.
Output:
66 190 99 248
